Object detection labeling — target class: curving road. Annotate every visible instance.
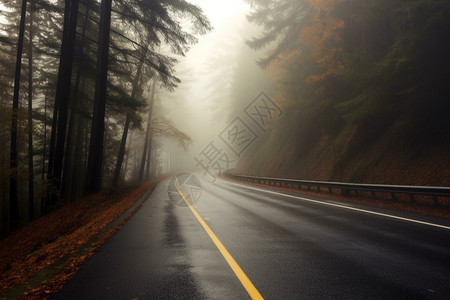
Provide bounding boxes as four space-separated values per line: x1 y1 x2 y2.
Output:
54 174 450 299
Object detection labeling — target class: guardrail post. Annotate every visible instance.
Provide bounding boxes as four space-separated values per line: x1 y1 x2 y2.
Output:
342 188 350 197
433 196 439 206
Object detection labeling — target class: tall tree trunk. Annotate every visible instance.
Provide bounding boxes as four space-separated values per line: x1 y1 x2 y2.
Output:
49 0 80 201
1 98 7 235
85 0 113 194
138 80 156 182
10 0 28 229
123 130 133 180
41 91 47 183
61 107 75 201
145 134 153 180
63 5 90 199
27 4 34 219
70 115 85 199
40 89 49 215
47 0 71 184
112 113 131 185
112 60 144 186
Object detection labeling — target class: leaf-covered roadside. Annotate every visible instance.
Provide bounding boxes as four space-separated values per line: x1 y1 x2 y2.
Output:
0 179 161 299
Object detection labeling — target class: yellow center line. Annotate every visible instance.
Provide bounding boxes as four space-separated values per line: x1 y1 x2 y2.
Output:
174 179 264 300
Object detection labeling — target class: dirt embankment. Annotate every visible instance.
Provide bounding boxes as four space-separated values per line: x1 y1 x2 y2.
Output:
235 127 450 187
232 133 449 218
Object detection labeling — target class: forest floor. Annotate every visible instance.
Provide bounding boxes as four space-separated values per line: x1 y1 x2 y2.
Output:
0 178 164 300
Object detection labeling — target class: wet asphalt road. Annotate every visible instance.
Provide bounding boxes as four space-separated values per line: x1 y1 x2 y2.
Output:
54 175 450 299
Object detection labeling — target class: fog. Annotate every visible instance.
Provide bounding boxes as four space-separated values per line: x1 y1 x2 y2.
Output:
158 0 271 176
2 0 448 233
156 0 450 186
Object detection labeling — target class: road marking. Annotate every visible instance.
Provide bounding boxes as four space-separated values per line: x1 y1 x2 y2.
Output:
174 179 264 300
221 180 450 231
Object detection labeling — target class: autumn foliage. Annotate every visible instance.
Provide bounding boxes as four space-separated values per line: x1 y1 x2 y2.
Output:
302 0 345 82
242 0 450 185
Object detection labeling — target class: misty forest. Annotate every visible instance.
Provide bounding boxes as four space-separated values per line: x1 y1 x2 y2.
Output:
235 0 450 185
0 0 211 235
1 0 449 238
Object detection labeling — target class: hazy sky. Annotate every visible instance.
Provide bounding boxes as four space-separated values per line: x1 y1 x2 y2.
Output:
189 0 249 28
161 0 254 172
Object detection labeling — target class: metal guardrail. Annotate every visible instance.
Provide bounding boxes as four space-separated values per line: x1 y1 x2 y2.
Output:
224 172 450 205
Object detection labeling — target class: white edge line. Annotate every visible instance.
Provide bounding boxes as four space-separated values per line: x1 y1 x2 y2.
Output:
220 179 450 231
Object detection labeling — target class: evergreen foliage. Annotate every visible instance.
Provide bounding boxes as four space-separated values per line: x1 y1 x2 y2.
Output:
244 0 450 180
0 0 211 234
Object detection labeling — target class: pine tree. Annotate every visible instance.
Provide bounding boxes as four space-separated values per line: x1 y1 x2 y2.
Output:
84 0 112 194
47 0 80 203
10 0 28 229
